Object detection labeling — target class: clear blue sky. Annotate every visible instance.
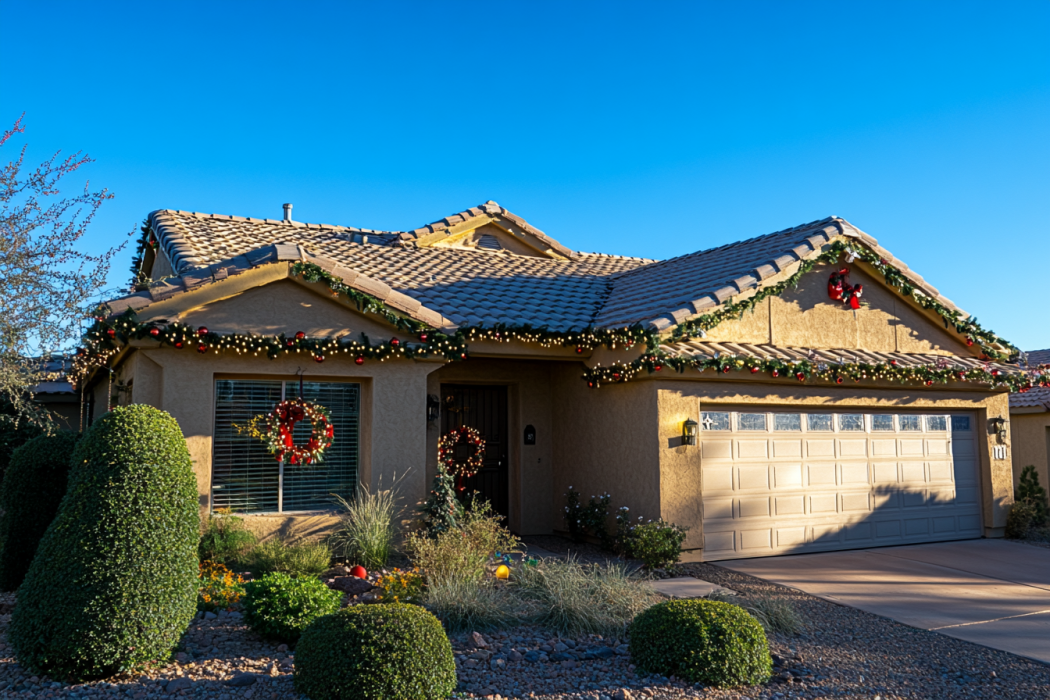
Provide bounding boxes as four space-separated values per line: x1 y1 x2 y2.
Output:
3 2 1048 349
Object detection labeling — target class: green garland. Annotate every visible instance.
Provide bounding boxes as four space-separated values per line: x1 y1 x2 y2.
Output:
582 352 1048 393
127 219 157 291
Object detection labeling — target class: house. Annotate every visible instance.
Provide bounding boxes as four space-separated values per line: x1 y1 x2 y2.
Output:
1009 349 1050 492
71 201 1041 560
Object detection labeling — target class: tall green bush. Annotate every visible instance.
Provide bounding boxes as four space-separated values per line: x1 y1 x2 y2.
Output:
1017 465 1049 525
9 405 199 681
0 431 78 591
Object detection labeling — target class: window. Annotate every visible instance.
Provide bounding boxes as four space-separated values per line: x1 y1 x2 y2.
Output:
872 415 895 431
774 414 801 431
839 414 865 432
212 380 360 514
927 415 948 432
701 411 730 431
738 413 767 431
951 416 971 431
899 415 922 431
807 414 833 432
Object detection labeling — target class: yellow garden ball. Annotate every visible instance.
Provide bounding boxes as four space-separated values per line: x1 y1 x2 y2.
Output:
495 564 510 579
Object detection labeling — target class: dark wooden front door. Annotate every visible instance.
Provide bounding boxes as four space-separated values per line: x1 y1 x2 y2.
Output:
440 384 509 519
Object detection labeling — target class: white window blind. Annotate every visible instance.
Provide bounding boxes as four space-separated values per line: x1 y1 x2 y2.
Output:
212 380 359 514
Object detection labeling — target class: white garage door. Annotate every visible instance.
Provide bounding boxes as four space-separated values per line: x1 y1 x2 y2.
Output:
701 409 981 561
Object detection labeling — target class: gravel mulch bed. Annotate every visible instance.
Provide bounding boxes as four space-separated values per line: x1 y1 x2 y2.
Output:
3 560 1050 700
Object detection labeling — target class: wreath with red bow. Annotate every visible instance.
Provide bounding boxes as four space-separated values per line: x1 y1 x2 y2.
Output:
260 398 334 465
828 267 865 310
438 426 486 491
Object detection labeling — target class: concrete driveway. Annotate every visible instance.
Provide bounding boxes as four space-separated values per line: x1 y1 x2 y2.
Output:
721 539 1050 664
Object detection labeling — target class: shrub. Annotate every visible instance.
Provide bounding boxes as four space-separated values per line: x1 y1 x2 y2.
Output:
514 557 661 638
9 405 199 681
1007 499 1040 539
242 572 341 643
418 463 462 535
237 538 332 578
0 431 78 591
198 561 246 612
564 487 613 546
422 578 524 633
630 599 772 687
1017 465 1049 526
294 603 456 700
407 500 520 585
329 479 401 570
199 509 256 564
629 520 689 569
708 592 804 635
0 404 43 485
376 567 425 604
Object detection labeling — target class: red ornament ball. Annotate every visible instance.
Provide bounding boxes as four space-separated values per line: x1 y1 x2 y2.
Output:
722 366 730 374
390 338 400 347
295 331 306 340
197 344 208 354
836 376 844 384
750 367 759 374
576 347 584 354
174 341 184 349
772 369 779 377
106 329 116 338
966 338 974 346
149 327 161 337
350 565 367 579
197 326 208 336
654 365 663 372
286 339 295 347
419 333 429 342
315 355 325 363
355 356 364 365
796 373 805 382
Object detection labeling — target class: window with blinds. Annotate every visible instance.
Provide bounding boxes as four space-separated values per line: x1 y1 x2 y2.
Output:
212 380 360 514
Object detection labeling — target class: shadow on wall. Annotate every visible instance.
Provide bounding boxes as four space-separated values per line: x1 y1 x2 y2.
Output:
704 482 987 561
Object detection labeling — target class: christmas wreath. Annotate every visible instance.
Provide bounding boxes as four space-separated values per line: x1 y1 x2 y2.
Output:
258 398 334 465
438 426 486 490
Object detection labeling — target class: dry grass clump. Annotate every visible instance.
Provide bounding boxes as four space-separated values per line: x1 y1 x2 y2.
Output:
329 479 402 570
423 579 530 633
407 504 521 585
708 591 804 635
236 538 332 578
513 557 662 638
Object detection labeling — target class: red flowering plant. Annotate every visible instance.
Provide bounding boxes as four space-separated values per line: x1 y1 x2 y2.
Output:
237 398 334 466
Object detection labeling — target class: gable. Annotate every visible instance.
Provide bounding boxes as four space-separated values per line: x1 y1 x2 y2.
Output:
429 222 557 258
179 279 405 340
700 261 973 356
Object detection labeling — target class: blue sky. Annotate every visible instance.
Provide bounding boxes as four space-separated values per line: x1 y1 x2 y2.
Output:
3 1 1048 348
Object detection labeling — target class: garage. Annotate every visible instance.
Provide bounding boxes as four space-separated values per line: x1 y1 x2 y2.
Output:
700 409 982 561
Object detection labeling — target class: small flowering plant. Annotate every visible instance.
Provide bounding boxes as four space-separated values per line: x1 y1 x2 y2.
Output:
375 567 425 604
198 560 245 612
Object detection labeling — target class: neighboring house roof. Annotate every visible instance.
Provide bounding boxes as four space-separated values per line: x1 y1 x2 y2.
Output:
1010 348 1050 411
129 203 979 338
30 356 74 395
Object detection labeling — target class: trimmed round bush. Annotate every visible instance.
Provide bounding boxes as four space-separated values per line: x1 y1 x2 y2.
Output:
629 599 772 687
9 405 199 681
0 431 78 591
294 603 456 700
242 571 341 643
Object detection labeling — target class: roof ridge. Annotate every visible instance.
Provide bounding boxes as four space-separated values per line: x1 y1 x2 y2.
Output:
149 208 405 235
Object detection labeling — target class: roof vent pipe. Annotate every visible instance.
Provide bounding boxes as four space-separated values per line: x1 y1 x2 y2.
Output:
283 203 293 223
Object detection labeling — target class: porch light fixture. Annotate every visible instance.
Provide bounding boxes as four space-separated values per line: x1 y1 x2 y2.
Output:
989 417 1008 444
427 394 440 422
683 418 698 446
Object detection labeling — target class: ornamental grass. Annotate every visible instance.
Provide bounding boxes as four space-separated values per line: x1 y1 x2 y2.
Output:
329 477 402 570
236 538 332 578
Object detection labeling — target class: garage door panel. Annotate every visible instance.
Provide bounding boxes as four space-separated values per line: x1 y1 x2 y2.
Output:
774 464 803 488
873 462 899 483
845 522 874 541
740 529 772 550
777 527 807 546
703 497 735 520
929 487 957 505
901 461 927 484
928 461 953 482
807 463 837 486
876 520 902 539
702 440 733 460
775 495 805 516
810 493 838 514
872 439 898 456
956 486 979 504
703 466 734 492
841 463 870 484
738 497 771 518
900 439 925 456
736 440 768 459
901 490 927 508
773 440 803 458
928 439 951 456
873 490 900 510
738 466 770 489
806 439 835 457
841 492 871 512
703 531 736 553
951 438 974 457
905 518 930 536
959 514 982 532
838 439 868 457
933 516 957 533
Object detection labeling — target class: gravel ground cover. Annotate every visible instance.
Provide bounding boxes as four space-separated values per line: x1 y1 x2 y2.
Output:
3 560 1050 700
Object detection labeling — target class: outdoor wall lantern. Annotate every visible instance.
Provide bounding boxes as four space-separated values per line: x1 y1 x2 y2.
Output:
426 394 440 422
989 417 1008 444
683 418 698 446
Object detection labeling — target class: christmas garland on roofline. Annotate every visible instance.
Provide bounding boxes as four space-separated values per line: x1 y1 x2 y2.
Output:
669 240 1016 362
582 352 1049 393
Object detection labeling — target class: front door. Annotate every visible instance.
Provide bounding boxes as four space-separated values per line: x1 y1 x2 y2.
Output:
440 384 509 519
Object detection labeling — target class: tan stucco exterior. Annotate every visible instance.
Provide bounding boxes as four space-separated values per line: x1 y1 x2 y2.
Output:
79 248 1015 556
1009 409 1050 492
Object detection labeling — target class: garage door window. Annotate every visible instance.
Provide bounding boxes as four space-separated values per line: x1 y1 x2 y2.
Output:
927 415 948 431
872 415 895 431
774 414 802 431
738 413 767 431
951 416 971 431
701 411 731 431
900 415 922 431
807 414 833 432
839 414 865 431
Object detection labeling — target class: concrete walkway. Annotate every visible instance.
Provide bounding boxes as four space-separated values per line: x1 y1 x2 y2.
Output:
721 539 1050 664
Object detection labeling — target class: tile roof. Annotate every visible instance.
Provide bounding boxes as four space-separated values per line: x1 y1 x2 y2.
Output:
132 204 975 336
661 340 1005 371
1024 348 1050 368
1009 349 1050 410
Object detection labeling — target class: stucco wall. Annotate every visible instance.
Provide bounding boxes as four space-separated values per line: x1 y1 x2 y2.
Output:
426 359 558 536
656 378 1013 549
1010 411 1050 491
702 262 972 356
550 364 662 534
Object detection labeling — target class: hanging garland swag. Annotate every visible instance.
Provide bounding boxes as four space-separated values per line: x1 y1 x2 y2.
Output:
260 398 334 466
438 426 486 491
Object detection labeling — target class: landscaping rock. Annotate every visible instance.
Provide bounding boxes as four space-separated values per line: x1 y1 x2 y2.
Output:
226 672 257 687
165 677 192 692
328 575 373 596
